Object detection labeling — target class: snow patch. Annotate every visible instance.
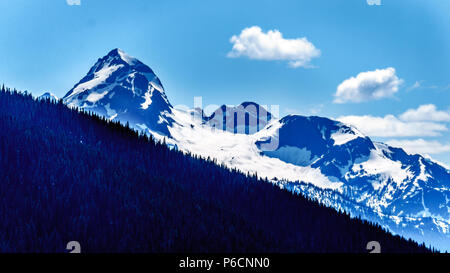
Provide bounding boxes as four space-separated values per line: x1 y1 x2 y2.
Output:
86 91 109 103
331 126 364 145
117 49 138 65
69 64 123 98
331 131 359 145
141 90 153 109
104 103 117 121
352 150 412 185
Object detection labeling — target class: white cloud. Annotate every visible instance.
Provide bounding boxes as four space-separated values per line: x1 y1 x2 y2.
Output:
338 102 450 165
337 115 447 137
400 104 450 122
334 68 403 103
66 0 81 5
367 0 381 5
227 26 321 68
386 139 450 155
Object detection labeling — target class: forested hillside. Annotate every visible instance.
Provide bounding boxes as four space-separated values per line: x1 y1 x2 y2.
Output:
0 86 432 252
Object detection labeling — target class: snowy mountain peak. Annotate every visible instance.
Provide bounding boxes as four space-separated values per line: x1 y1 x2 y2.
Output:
94 48 144 69
110 48 139 65
63 49 173 136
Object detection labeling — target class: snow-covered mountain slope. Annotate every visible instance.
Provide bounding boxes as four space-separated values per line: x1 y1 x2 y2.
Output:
168 108 341 190
170 109 450 251
63 48 174 137
62 49 450 251
253 115 450 250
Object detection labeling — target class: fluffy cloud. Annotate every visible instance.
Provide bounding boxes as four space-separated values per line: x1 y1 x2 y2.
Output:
386 139 450 155
66 0 81 5
334 68 403 103
227 26 321 68
399 104 450 122
339 104 450 161
337 115 447 137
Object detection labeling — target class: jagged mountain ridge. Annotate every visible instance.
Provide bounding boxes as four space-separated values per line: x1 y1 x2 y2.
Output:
61 49 450 251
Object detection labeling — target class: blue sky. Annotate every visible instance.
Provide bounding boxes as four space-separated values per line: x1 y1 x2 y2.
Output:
0 0 449 165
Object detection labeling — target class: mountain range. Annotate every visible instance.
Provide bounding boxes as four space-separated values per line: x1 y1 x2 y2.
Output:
45 49 449 251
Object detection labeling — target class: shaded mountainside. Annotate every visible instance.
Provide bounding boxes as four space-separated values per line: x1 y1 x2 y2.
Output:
0 87 433 252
